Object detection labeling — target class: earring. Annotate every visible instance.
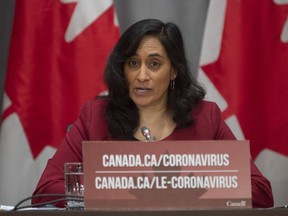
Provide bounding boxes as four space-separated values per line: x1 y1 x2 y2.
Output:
170 79 175 90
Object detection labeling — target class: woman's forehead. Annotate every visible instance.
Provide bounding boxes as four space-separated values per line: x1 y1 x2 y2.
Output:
135 36 167 57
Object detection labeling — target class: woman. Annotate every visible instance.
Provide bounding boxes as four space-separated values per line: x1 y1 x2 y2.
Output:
32 19 274 208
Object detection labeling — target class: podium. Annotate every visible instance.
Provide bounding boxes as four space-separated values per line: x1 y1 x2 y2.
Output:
83 140 252 210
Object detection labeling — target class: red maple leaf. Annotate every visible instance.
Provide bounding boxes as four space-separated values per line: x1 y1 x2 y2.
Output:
202 0 288 159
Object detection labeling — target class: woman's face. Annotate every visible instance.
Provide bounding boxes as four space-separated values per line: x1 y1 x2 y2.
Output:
124 36 177 109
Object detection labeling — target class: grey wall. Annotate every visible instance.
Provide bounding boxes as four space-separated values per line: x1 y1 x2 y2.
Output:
114 0 209 75
0 0 15 120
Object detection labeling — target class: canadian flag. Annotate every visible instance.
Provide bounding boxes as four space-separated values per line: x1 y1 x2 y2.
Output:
199 0 288 206
0 0 119 205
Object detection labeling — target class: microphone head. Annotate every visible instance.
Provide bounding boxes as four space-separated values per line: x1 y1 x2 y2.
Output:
141 126 151 140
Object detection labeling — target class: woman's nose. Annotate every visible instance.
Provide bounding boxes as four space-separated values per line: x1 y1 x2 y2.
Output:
136 65 149 81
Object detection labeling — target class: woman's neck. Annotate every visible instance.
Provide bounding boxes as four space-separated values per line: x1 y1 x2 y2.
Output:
135 106 176 141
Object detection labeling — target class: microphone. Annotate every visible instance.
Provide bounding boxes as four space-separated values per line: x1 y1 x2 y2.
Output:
141 126 154 142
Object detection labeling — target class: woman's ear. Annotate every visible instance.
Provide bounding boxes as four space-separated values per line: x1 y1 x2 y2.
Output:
170 68 178 80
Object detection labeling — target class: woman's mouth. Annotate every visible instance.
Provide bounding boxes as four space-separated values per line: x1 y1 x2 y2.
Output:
135 87 151 94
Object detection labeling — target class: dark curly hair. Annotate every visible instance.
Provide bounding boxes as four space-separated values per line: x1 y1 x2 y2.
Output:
102 19 206 140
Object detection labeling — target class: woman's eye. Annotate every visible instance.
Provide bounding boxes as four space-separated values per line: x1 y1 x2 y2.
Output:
127 60 139 67
150 61 161 69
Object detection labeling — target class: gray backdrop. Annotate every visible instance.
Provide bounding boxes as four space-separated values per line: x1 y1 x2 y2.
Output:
0 0 209 117
114 0 209 76
0 0 15 120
